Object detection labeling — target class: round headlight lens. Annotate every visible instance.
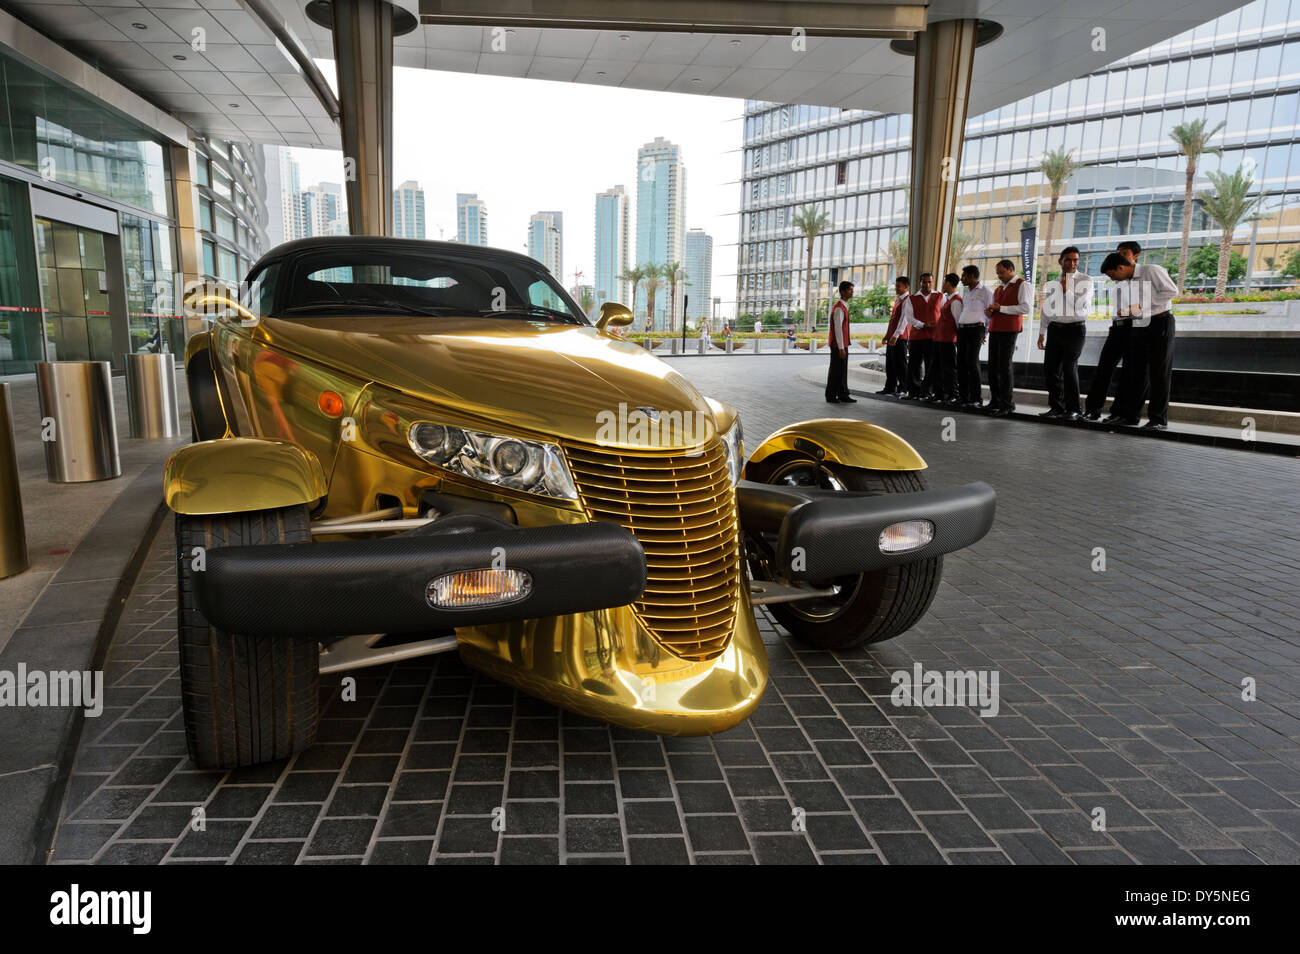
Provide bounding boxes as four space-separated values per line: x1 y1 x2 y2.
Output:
492 440 530 477
411 422 445 454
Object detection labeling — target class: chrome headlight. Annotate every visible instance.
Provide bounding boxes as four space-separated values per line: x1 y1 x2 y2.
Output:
408 422 578 500
720 416 744 486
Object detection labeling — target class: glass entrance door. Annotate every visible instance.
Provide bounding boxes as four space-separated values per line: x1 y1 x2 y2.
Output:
34 217 113 363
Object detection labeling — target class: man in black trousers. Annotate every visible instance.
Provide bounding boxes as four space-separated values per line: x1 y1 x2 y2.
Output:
1100 251 1178 429
825 280 856 403
879 276 912 396
1083 241 1142 422
1037 246 1092 420
956 265 991 407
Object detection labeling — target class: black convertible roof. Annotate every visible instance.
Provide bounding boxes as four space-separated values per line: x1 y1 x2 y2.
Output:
249 235 541 275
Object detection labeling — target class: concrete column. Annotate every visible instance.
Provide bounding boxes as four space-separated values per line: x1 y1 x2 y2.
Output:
168 142 207 342
329 0 398 236
907 19 978 283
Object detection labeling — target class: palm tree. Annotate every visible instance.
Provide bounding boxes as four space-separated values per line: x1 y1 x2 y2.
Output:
664 261 686 332
1037 147 1080 297
577 286 595 316
792 204 829 332
1171 118 1226 293
945 226 975 276
1198 167 1266 297
642 263 664 330
618 264 644 318
888 229 908 280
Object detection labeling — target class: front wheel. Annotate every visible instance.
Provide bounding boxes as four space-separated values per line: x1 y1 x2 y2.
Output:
745 454 943 649
176 504 318 769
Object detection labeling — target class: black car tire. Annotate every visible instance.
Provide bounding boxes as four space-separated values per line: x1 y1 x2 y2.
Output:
176 504 318 769
745 454 943 650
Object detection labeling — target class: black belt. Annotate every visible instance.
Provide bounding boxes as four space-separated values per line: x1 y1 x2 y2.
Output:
1113 318 1132 327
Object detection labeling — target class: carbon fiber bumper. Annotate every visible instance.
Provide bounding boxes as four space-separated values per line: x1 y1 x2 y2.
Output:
736 479 996 580
192 517 647 640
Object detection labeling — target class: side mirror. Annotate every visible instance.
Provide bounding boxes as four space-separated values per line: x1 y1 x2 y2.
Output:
595 302 634 333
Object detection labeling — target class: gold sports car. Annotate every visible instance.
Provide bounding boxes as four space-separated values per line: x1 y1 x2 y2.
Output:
169 237 995 769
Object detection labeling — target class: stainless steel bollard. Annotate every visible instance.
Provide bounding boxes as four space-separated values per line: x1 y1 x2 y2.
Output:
809 338 818 354
782 337 790 354
753 337 762 354
0 382 27 578
670 338 679 355
36 361 121 483
698 338 706 355
725 338 733 354
125 352 181 439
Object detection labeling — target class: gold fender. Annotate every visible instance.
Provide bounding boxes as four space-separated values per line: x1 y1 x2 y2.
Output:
165 438 328 515
743 418 926 474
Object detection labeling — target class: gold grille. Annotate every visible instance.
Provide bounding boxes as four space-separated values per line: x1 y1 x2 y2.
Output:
564 439 740 661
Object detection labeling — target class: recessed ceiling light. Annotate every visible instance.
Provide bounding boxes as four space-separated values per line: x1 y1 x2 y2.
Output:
618 33 630 41
172 54 187 61
131 22 148 30
596 71 606 76
730 39 742 46
690 78 702 84
505 29 516 36
229 102 240 107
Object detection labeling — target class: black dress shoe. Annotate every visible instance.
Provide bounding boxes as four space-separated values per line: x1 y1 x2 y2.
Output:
875 388 893 395
1038 410 1065 420
1081 411 1101 422
1141 421 1167 430
989 407 1011 417
1064 412 1082 422
841 396 858 403
1114 417 1140 426
825 398 841 403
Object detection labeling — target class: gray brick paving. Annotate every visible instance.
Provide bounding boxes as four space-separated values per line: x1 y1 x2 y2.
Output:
48 354 1300 864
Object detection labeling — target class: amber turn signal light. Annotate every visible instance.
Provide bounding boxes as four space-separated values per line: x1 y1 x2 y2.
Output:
318 391 344 417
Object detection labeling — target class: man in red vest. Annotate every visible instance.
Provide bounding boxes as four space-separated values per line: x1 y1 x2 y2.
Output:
928 273 962 404
825 280 856 403
879 276 912 395
904 272 941 399
983 258 1030 416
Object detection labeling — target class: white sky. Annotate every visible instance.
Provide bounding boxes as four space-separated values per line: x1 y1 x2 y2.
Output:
289 64 744 313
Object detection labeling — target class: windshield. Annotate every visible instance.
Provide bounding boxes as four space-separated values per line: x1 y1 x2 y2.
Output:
274 246 587 323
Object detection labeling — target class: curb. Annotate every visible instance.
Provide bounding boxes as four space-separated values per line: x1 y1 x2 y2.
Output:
0 460 168 865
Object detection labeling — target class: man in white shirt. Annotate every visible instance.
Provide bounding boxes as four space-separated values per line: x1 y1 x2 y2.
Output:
983 259 1032 416
1037 245 1093 421
1084 241 1142 422
956 265 992 407
825 280 856 403
879 276 913 396
1100 250 1179 429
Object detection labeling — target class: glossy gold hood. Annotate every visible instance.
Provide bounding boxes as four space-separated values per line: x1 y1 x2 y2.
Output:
249 316 719 449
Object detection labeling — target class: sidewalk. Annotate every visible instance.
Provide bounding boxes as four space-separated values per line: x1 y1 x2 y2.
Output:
0 369 187 864
796 362 1300 455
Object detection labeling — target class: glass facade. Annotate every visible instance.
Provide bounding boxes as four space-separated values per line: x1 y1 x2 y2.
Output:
0 177 42 375
736 0 1300 316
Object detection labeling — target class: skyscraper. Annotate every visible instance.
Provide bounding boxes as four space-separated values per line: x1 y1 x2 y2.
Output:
684 229 713 324
277 148 303 242
300 182 343 238
594 186 630 308
392 180 426 239
457 193 488 245
528 211 563 276
636 137 687 326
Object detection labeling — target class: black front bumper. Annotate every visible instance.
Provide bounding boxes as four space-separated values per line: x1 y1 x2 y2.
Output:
193 516 646 640
736 479 996 580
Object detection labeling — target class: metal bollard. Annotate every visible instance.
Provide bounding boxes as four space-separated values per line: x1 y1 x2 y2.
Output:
782 337 789 354
725 338 734 354
698 337 706 355
125 352 181 439
670 338 679 355
753 337 762 355
0 382 27 579
36 360 121 483
809 338 818 354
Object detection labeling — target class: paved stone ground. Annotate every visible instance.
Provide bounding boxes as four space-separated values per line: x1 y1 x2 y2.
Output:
49 355 1300 864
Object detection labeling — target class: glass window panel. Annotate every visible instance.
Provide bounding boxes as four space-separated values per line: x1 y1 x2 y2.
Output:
1186 55 1211 92
1256 42 1282 82
1232 48 1257 86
